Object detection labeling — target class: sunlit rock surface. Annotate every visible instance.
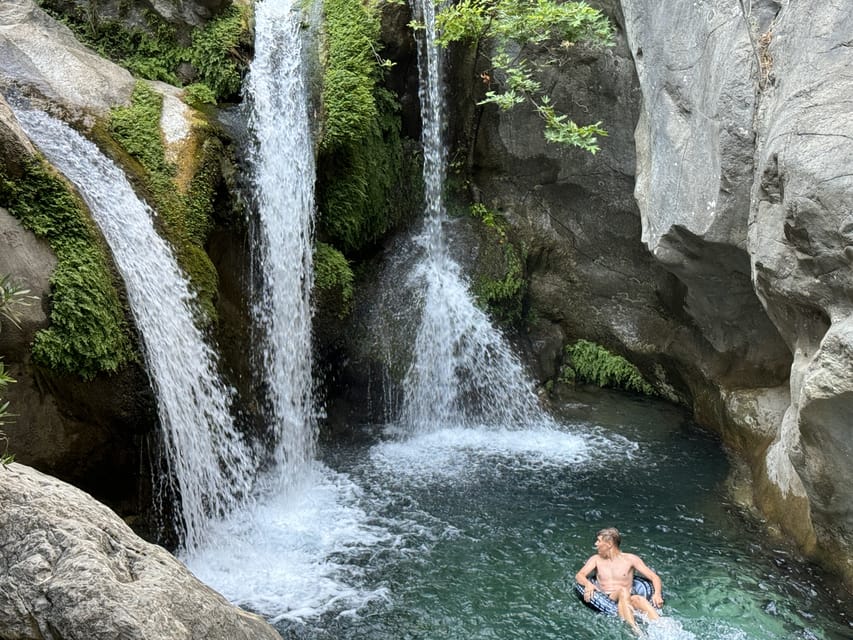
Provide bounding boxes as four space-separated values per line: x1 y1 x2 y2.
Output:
747 0 853 577
0 0 134 116
0 463 281 640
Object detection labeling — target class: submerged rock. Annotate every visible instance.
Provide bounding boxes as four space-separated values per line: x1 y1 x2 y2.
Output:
0 463 281 640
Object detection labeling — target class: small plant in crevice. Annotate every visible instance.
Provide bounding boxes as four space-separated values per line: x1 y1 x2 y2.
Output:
560 339 655 395
313 242 355 319
0 275 37 332
468 203 527 324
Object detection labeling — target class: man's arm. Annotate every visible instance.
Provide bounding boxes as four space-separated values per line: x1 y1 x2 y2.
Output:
575 556 599 602
630 554 664 607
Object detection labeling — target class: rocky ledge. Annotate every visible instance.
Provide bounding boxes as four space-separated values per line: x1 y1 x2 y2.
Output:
0 462 280 640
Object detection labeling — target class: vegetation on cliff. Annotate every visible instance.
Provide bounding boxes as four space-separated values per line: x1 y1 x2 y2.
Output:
559 339 654 395
0 159 134 379
0 360 13 465
0 278 31 463
36 0 251 102
104 81 223 321
313 242 355 318
315 0 419 316
430 0 613 154
468 204 527 323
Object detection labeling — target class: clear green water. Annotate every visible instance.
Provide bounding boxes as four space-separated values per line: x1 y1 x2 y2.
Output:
270 390 850 640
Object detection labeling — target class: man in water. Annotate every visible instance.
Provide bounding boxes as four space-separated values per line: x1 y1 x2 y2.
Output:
575 527 664 632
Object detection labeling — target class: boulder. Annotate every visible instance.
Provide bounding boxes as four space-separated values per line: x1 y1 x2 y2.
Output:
0 0 135 117
0 462 281 640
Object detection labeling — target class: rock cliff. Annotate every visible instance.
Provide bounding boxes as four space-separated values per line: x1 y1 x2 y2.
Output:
459 0 852 585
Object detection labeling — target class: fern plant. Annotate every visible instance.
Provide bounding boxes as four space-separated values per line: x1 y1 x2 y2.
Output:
562 339 655 395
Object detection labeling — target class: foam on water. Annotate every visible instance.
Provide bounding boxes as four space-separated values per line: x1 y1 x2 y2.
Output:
185 462 393 623
372 423 635 481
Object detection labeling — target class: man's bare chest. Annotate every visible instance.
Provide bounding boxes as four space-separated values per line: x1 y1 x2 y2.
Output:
597 558 633 581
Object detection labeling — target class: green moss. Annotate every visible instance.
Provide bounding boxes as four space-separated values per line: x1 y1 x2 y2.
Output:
562 339 655 395
107 82 221 321
36 1 251 102
0 159 134 379
474 242 526 322
109 83 171 174
317 0 413 253
313 242 354 318
189 4 252 101
469 203 526 323
184 83 218 108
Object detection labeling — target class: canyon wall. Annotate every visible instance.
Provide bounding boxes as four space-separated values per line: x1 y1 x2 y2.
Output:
461 0 852 585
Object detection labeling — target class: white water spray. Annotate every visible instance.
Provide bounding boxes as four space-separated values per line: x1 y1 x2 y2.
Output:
14 108 255 553
247 0 318 485
183 0 392 620
402 0 549 433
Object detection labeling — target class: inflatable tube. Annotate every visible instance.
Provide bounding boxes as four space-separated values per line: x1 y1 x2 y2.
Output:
574 576 657 616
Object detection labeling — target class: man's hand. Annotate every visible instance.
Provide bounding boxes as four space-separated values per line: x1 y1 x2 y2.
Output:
652 592 664 608
583 584 595 602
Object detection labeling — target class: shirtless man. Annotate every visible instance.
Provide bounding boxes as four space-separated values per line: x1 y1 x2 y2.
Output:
575 527 664 632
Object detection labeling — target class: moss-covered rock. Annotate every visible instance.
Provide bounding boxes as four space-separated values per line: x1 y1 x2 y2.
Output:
0 156 134 379
101 81 228 321
36 0 252 102
316 0 418 257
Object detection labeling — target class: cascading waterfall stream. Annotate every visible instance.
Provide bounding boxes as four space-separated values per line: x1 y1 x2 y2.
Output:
402 0 548 433
177 0 392 621
248 0 318 487
13 108 256 554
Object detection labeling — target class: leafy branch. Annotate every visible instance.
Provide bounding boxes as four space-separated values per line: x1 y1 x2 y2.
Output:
431 0 613 153
0 273 30 466
0 360 15 466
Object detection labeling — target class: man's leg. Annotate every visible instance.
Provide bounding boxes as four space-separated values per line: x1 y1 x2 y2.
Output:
630 594 660 621
611 588 640 633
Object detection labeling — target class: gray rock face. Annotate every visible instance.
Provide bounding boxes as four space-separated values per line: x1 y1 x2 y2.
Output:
622 0 792 386
748 0 853 566
466 1 692 391
0 0 134 117
0 462 281 640
459 0 853 583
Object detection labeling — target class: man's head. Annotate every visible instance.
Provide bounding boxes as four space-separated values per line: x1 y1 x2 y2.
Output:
595 527 622 553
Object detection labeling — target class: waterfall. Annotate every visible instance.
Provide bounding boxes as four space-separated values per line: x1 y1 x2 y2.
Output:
402 0 548 433
14 108 256 553
247 0 318 485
